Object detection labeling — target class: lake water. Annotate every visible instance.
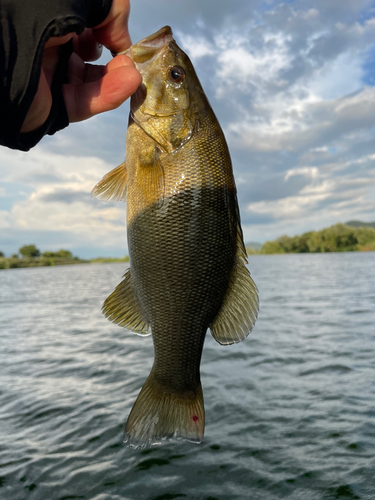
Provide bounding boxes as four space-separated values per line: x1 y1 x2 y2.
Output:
0 252 374 500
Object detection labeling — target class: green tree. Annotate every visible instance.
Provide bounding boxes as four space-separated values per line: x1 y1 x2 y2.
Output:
356 227 375 247
261 241 284 254
55 249 73 259
0 251 4 257
276 235 293 252
42 249 73 259
306 231 322 252
19 244 40 258
42 251 54 258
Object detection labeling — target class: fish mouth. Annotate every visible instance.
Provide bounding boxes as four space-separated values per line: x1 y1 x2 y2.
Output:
118 26 174 64
131 108 178 119
136 26 173 50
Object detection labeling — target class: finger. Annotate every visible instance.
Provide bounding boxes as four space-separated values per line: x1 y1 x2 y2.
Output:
21 71 52 133
67 52 105 85
72 29 103 62
67 52 135 85
105 53 135 71
84 53 135 83
63 65 142 123
92 0 132 55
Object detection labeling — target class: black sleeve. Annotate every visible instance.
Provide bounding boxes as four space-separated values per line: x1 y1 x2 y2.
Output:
0 0 113 151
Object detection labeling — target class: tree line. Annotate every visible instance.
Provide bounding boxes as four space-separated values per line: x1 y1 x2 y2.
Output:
2 223 374 269
0 245 84 269
260 223 375 254
0 245 129 269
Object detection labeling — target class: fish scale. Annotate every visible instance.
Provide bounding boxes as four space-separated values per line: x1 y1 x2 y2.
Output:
92 26 259 447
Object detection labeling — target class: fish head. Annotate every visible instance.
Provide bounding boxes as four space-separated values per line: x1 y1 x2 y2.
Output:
124 26 205 153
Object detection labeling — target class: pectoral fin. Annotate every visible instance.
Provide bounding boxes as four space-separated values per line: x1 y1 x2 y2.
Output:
126 147 165 218
137 148 165 210
102 269 150 335
92 161 127 202
210 224 259 345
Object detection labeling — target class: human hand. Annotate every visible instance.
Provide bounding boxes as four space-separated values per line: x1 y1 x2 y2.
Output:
21 0 141 134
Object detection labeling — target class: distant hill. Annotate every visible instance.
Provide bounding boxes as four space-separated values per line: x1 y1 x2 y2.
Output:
246 241 262 251
345 220 375 229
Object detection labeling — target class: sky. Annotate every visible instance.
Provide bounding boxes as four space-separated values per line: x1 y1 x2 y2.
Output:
1 0 375 258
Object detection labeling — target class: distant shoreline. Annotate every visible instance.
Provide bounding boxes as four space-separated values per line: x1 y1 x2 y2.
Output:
247 222 375 255
1 246 374 271
246 246 375 255
246 249 374 255
0 256 129 270
2 221 374 269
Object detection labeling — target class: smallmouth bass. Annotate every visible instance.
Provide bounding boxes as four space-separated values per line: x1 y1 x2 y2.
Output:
92 26 259 447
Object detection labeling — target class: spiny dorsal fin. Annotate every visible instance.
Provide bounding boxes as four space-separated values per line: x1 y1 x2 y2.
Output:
103 268 150 335
92 161 127 202
210 207 259 345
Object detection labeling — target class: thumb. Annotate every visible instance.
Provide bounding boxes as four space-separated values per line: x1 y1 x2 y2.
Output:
92 0 132 55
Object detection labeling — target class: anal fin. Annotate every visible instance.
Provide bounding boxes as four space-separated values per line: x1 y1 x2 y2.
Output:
103 269 150 335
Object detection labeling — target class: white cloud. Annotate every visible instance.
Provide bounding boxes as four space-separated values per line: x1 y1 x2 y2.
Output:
179 7 375 160
0 146 128 254
0 210 11 229
213 31 292 100
2 0 375 255
284 167 319 181
225 86 375 154
177 33 215 59
247 191 329 219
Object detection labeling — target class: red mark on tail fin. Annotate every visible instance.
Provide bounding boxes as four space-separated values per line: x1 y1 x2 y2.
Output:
192 415 199 422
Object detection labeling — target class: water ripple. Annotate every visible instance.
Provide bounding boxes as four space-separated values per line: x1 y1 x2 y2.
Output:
1 254 375 499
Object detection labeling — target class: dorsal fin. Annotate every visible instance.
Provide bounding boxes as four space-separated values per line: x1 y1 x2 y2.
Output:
210 210 259 345
102 268 150 335
92 161 127 202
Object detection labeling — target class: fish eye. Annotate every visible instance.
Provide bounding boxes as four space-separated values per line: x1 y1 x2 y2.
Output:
169 66 185 84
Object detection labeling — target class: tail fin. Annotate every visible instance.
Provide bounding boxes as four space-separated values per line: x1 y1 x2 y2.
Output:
124 373 205 448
